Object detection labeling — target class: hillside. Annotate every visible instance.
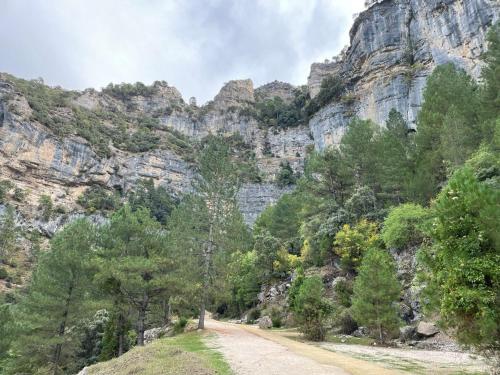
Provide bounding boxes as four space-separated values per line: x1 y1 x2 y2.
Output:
0 1 499 374
0 0 498 229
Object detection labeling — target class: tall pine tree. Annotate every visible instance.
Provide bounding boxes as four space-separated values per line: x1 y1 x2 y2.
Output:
168 136 250 329
96 205 176 346
6 219 96 375
351 248 401 342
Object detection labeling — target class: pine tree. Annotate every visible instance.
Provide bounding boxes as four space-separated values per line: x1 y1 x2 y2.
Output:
351 248 401 342
373 109 414 204
291 276 332 341
0 205 17 263
96 205 176 346
480 22 500 122
168 136 250 329
303 147 353 206
414 63 481 202
0 304 12 372
6 219 96 375
340 118 377 187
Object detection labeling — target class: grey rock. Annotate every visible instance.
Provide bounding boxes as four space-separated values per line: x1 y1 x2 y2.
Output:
416 321 440 337
399 325 416 342
353 326 368 338
144 325 173 344
331 276 347 289
258 316 273 329
255 81 296 103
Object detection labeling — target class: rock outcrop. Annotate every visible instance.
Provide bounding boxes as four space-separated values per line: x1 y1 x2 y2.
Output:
308 0 499 149
0 0 498 231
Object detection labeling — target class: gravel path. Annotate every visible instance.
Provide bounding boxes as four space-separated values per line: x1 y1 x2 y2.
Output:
318 342 489 374
206 318 490 374
205 319 403 375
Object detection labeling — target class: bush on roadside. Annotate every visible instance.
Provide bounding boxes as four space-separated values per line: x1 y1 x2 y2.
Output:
270 307 283 328
246 307 261 324
292 276 332 341
173 317 188 335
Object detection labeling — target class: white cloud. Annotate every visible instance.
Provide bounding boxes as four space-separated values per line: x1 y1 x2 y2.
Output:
0 0 365 103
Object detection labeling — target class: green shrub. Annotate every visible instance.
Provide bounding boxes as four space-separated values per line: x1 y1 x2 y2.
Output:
292 276 332 341
173 317 188 334
0 181 13 204
276 161 296 187
270 307 283 328
78 186 120 212
13 188 25 202
333 279 353 308
102 82 159 100
255 87 310 128
305 75 345 117
332 307 358 334
246 307 261 324
38 195 53 221
0 267 8 279
124 129 160 152
381 203 428 249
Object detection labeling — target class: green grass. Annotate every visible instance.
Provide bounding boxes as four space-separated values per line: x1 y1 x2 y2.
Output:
87 332 233 375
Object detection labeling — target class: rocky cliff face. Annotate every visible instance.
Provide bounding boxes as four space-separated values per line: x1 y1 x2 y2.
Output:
308 0 499 149
0 0 498 230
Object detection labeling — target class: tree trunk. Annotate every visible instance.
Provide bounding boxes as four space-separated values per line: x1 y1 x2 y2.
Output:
198 250 210 329
162 299 171 326
52 282 74 375
118 313 125 356
137 292 149 346
198 225 213 330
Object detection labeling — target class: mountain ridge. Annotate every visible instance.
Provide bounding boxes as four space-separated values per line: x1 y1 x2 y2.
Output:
0 0 498 229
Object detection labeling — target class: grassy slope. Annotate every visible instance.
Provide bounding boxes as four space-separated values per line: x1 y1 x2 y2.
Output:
87 332 233 375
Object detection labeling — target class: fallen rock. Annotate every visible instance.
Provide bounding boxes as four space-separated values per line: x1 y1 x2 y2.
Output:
416 321 439 337
144 325 174 344
399 325 416 342
352 326 368 338
258 316 273 329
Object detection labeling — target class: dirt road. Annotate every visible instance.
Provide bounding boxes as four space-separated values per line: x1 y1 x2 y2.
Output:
205 319 489 375
205 319 404 375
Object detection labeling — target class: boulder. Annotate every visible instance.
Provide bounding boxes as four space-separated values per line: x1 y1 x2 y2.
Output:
258 316 273 329
399 325 416 342
352 326 368 337
416 321 439 337
144 325 173 344
331 276 347 289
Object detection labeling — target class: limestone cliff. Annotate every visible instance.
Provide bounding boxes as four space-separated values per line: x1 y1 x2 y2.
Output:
0 0 498 232
308 0 499 149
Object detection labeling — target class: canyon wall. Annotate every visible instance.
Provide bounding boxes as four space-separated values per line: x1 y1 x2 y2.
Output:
0 0 498 229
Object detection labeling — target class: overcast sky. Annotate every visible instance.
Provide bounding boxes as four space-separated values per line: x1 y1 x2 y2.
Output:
0 0 365 103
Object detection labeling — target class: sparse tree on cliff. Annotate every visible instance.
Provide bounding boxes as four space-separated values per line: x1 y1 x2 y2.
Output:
0 205 17 263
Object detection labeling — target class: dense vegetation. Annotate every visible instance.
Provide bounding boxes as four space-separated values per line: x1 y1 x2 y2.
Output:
0 22 498 375
4 75 192 159
253 75 347 128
